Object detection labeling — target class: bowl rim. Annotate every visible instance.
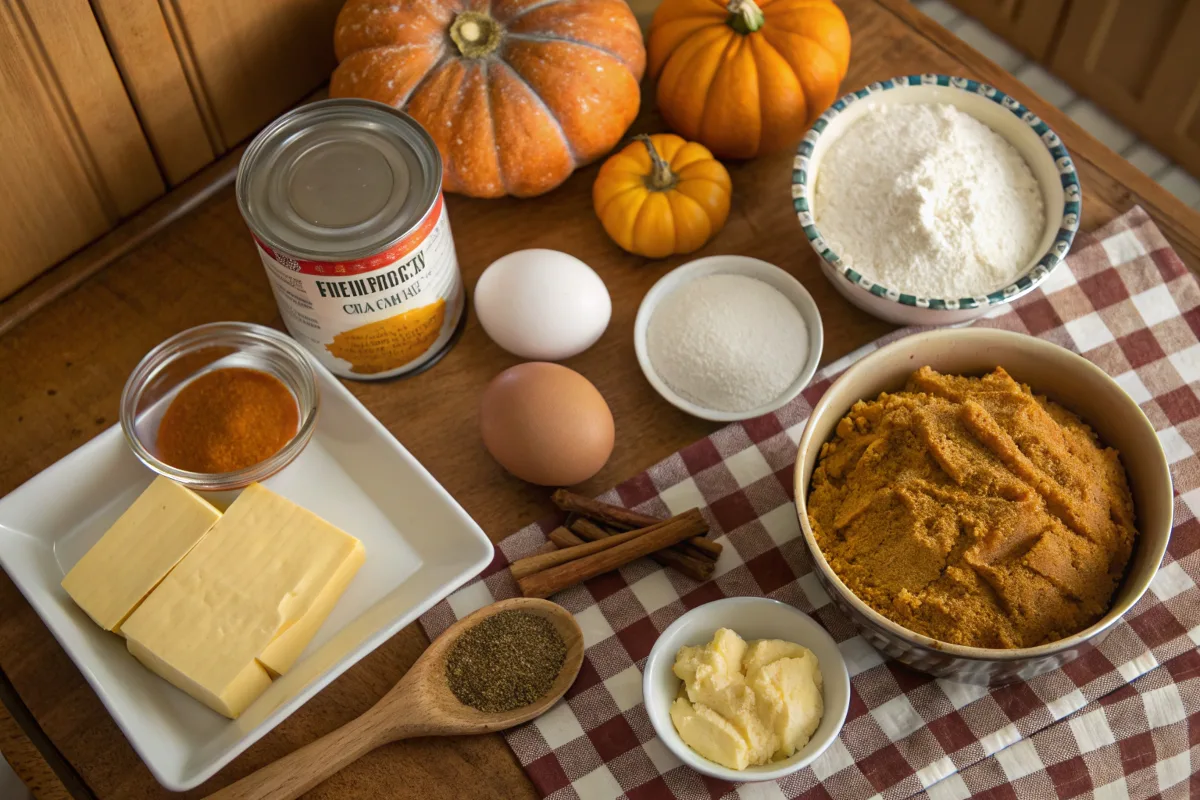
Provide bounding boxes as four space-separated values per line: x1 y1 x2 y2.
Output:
792 328 1173 662
633 255 824 423
641 597 851 782
792 73 1082 312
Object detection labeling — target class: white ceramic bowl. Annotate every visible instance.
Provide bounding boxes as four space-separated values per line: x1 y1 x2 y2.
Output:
634 256 824 422
794 329 1173 683
642 598 850 782
793 74 1081 326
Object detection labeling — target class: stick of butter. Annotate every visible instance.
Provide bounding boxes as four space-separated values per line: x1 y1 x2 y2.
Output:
61 476 220 634
121 483 365 718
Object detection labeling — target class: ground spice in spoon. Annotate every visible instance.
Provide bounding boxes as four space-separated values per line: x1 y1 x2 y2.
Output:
445 610 566 713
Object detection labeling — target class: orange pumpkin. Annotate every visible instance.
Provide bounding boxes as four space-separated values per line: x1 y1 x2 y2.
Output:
331 0 646 198
593 134 731 258
648 0 850 159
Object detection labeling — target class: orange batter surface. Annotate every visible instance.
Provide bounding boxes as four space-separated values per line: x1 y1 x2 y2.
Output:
807 366 1137 649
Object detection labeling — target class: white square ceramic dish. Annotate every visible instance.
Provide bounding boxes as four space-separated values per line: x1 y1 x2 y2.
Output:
0 360 493 791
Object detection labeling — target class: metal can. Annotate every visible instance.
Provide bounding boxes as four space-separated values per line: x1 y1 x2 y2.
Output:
236 98 465 380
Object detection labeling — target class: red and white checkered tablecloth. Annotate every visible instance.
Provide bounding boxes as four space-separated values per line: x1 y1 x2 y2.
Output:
420 206 1200 800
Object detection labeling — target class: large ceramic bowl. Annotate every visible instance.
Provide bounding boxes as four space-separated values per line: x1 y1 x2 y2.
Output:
793 74 1081 326
793 329 1172 684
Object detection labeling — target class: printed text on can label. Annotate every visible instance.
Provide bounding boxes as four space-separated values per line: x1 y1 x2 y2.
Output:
256 200 463 379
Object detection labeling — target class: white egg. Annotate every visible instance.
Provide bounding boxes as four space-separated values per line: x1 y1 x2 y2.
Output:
474 249 612 361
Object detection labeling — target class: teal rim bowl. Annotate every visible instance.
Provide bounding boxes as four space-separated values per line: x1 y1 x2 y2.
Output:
793 73 1081 313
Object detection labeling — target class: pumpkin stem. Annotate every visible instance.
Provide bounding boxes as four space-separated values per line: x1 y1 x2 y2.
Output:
636 135 677 192
726 0 764 34
450 11 502 58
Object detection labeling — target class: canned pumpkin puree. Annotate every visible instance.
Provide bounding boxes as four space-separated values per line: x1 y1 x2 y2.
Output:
236 99 465 380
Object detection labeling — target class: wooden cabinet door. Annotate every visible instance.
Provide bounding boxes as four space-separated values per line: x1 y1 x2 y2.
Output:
944 0 1067 60
1051 0 1200 176
94 0 345 186
0 0 164 301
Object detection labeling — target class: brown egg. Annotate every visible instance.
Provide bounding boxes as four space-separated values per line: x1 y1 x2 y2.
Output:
480 362 615 486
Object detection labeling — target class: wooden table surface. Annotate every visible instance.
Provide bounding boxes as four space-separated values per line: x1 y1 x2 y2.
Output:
2 1 1199 797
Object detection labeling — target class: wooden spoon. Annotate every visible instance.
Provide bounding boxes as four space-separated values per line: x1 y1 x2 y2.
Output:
207 598 584 800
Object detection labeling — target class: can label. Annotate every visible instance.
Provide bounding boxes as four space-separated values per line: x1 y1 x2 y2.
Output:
254 195 463 379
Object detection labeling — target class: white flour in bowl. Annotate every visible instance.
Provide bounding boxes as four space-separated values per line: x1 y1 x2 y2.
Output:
813 102 1045 298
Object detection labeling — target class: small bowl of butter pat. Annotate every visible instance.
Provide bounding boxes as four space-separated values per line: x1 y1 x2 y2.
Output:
643 597 850 782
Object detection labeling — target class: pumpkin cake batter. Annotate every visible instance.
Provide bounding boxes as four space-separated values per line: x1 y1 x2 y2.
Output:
808 366 1137 649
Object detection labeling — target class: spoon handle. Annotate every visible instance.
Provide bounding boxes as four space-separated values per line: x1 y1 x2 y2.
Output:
206 707 397 800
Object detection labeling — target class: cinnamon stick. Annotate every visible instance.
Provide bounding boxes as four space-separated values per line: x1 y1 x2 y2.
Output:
574 519 720 564
683 537 722 559
530 541 559 556
552 489 660 529
517 510 707 599
648 545 714 582
553 489 722 559
569 518 714 581
547 526 586 549
511 524 660 579
568 518 621 542
676 542 716 563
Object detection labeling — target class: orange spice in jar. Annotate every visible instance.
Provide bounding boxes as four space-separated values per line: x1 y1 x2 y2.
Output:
156 368 299 474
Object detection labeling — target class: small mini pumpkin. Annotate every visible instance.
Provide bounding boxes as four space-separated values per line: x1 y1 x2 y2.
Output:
593 134 732 259
648 0 850 159
331 0 646 198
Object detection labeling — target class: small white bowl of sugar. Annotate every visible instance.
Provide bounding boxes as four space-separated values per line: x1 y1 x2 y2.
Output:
634 255 824 423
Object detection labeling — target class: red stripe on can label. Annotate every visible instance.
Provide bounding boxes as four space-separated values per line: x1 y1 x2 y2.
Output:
253 194 446 276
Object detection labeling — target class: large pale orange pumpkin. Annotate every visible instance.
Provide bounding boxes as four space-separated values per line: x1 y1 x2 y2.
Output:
648 0 850 159
332 0 646 198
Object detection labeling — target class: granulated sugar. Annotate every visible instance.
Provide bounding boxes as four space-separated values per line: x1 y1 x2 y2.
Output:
647 274 809 413
813 103 1045 298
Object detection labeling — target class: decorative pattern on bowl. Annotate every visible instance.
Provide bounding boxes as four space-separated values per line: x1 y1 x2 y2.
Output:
791 73 1081 311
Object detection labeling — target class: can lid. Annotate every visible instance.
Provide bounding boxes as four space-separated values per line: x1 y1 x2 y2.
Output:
236 99 442 260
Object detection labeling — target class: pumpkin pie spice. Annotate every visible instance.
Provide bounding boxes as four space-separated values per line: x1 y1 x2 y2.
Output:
156 367 299 474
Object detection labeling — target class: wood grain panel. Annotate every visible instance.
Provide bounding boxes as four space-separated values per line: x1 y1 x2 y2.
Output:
16 0 164 216
944 0 1068 60
91 0 218 185
1091 0 1185 97
165 0 344 148
1053 0 1200 177
0 0 164 300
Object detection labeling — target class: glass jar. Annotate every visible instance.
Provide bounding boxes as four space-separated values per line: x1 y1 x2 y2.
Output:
120 322 319 496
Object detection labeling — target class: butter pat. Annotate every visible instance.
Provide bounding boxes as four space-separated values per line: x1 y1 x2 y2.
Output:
670 697 750 768
121 483 364 718
670 628 823 770
61 477 219 633
747 645 823 759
